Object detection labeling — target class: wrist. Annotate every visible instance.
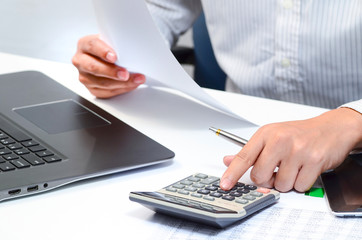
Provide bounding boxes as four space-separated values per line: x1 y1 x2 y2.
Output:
336 107 362 149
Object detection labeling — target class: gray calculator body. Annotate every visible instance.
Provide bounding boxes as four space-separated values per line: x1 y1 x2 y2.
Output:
129 173 280 228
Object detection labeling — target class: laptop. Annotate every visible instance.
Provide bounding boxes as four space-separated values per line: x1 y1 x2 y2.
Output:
0 71 174 202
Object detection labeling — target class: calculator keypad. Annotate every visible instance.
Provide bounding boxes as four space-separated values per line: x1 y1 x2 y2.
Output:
130 173 280 228
160 173 271 212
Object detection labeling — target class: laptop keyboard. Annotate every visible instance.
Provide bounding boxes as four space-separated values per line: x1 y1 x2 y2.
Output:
0 116 62 173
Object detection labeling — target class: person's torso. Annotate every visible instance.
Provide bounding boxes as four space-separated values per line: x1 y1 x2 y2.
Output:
201 0 362 108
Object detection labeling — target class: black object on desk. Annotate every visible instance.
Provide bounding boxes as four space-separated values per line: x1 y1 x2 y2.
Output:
0 71 174 202
321 153 362 217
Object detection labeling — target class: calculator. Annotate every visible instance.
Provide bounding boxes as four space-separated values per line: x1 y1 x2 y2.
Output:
129 173 280 228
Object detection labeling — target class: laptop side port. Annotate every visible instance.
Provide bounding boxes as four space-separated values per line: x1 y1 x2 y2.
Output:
8 189 21 195
27 185 39 192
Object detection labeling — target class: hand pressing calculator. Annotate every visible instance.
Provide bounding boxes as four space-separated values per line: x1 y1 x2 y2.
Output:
129 173 280 228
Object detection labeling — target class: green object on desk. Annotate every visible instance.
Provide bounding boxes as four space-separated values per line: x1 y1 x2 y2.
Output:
305 188 325 198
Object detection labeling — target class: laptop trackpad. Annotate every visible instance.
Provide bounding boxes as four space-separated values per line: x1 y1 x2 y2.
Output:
14 99 110 134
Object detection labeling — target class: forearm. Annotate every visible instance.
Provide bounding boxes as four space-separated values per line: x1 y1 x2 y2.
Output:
146 0 202 48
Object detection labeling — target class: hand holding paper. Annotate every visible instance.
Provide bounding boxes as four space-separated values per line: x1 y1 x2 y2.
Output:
72 34 146 98
91 0 248 119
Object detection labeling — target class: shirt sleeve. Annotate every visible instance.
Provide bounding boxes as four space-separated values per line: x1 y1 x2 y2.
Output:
146 0 202 48
340 99 362 115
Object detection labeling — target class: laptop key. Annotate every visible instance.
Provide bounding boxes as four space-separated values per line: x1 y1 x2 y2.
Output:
11 159 31 169
43 155 61 163
7 143 22 150
0 117 32 142
0 149 11 155
22 154 45 166
0 162 16 171
21 140 39 148
1 138 15 145
14 149 30 155
36 151 53 158
3 154 19 161
29 145 46 152
0 132 8 139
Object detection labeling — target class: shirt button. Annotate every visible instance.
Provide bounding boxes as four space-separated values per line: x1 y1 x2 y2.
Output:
281 0 293 9
281 58 291 68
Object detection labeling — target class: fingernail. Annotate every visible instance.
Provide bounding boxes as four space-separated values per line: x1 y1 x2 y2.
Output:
133 75 145 84
106 51 117 62
220 177 233 190
117 70 129 81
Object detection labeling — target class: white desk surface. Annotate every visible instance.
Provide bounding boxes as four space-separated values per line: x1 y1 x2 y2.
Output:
1 52 359 240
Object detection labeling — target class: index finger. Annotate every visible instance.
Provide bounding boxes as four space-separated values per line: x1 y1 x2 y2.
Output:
78 34 117 63
220 133 265 190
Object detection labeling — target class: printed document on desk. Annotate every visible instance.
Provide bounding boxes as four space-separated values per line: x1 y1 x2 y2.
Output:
92 0 250 122
146 191 362 240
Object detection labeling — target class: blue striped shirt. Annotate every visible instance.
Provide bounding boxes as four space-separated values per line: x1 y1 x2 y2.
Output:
147 0 362 112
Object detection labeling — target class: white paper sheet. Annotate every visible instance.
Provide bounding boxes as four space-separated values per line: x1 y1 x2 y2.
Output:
146 206 362 240
92 0 251 121
145 192 362 240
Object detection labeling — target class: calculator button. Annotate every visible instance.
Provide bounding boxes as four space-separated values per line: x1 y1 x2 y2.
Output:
193 183 205 188
191 193 202 198
205 186 218 191
230 186 238 191
184 186 197 192
187 177 200 182
197 189 210 195
203 196 215 201
243 195 256 201
257 187 270 194
210 192 223 198
245 185 257 190
178 190 189 195
229 191 243 197
172 184 185 189
212 182 220 187
200 177 219 185
222 195 235 201
236 199 248 204
195 173 208 179
166 187 177 192
180 180 193 185
236 182 245 187
250 191 263 197
217 189 230 194
237 188 250 194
